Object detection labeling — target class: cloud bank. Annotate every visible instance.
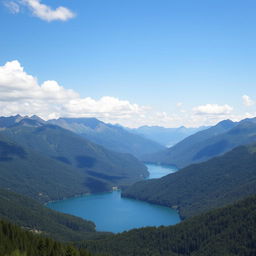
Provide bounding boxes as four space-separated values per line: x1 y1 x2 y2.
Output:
0 60 150 126
193 104 233 115
0 60 253 128
4 0 75 21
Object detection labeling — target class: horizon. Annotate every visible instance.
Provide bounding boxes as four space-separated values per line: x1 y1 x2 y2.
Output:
0 113 252 129
1 0 256 127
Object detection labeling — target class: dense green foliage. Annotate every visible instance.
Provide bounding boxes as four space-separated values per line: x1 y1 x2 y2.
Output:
0 133 88 202
1 114 256 256
0 188 109 242
124 143 256 218
144 118 256 168
82 195 256 256
48 117 164 158
0 218 103 256
0 116 148 201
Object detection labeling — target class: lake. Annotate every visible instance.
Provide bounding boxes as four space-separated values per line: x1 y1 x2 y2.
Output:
47 164 180 233
147 163 177 179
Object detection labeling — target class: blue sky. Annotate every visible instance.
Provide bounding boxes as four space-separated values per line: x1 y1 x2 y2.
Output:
0 0 255 127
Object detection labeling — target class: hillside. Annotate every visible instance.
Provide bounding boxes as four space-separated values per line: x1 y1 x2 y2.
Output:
48 117 165 158
0 218 103 256
0 117 148 201
0 133 89 201
129 125 207 147
143 118 256 168
82 195 256 256
123 143 256 218
0 188 110 242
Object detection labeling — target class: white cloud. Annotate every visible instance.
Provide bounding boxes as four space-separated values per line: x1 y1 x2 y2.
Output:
4 0 75 21
193 104 233 115
242 95 254 107
0 60 253 128
4 1 20 14
0 60 151 126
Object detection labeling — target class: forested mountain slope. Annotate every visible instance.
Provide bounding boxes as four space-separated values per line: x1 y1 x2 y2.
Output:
0 218 104 256
83 195 256 256
0 188 110 242
124 143 256 218
143 118 256 168
48 117 165 158
0 118 148 201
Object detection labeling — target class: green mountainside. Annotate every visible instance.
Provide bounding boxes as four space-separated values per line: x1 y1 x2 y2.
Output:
0 133 89 201
0 218 104 256
48 117 165 158
0 118 148 201
82 195 256 256
143 118 256 168
1 115 256 256
0 188 109 242
123 143 256 218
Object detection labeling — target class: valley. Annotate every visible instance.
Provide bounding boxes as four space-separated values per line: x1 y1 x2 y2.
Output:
47 164 180 233
0 114 256 256
1 2 256 255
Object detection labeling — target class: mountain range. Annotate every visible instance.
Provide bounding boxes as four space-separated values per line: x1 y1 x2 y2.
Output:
48 117 165 158
143 118 256 168
123 142 256 218
0 115 148 201
0 114 256 256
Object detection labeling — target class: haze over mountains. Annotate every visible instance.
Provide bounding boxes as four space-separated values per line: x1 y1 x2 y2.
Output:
144 117 256 168
48 117 165 158
128 125 208 147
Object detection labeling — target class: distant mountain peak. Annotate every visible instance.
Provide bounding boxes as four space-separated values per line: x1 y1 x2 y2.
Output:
240 117 256 124
0 115 24 128
30 115 45 123
56 117 104 129
17 118 44 128
216 119 235 128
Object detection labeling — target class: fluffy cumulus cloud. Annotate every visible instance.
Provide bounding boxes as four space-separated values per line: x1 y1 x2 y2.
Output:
4 0 75 21
1 60 253 128
193 104 233 115
0 60 195 127
242 95 255 107
0 60 156 127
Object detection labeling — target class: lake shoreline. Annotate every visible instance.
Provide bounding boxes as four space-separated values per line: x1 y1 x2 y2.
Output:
46 164 181 233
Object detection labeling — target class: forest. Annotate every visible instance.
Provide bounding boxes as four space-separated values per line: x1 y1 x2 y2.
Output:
81 195 256 256
0 219 106 256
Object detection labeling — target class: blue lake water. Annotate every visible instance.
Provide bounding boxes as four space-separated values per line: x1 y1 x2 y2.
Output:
147 163 177 179
47 164 180 233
